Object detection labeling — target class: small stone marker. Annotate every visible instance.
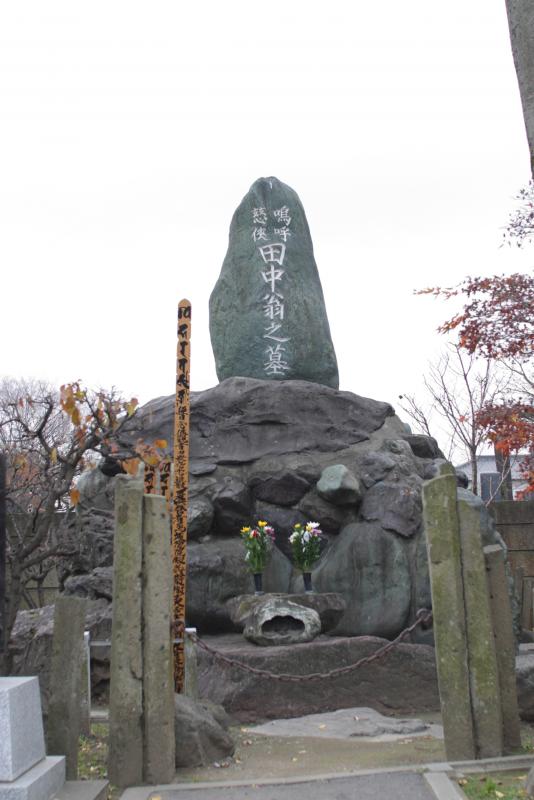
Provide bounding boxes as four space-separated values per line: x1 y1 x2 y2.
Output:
484 544 522 752
422 465 476 761
209 176 339 388
47 595 88 779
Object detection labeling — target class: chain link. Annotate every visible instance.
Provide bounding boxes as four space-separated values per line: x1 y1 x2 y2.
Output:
191 608 433 683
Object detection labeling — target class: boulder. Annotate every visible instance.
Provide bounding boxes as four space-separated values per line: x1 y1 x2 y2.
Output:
63 567 113 601
515 650 534 720
209 176 339 388
402 434 444 460
360 451 396 488
297 489 354 536
302 522 412 637
243 597 322 646
360 479 422 538
316 464 362 506
196 633 440 722
9 599 113 713
174 695 235 768
186 538 292 632
187 496 214 540
126 377 398 469
226 592 346 634
249 468 311 507
212 477 253 536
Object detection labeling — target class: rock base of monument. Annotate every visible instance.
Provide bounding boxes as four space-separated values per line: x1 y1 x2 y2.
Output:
196 634 440 723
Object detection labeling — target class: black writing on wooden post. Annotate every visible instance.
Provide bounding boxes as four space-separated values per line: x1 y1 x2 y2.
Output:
0 454 5 674
171 299 191 692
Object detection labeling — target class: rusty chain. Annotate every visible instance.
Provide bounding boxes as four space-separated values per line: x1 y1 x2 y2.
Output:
191 608 433 683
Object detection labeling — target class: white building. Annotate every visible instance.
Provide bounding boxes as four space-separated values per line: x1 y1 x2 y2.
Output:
455 453 530 501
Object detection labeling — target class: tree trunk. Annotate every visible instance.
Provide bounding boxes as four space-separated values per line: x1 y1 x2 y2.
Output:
471 451 479 496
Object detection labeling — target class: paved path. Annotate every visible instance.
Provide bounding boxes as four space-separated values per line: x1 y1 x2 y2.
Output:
146 771 437 800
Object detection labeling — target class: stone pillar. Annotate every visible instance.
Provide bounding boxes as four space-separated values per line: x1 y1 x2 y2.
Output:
484 544 522 753
108 477 144 788
457 496 503 758
142 494 175 784
0 455 5 677
422 466 476 761
47 595 88 779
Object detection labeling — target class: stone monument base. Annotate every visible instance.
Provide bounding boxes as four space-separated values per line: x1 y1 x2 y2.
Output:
0 758 65 800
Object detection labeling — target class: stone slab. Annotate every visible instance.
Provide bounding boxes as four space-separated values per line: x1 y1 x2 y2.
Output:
0 756 65 800
251 706 440 741
197 633 440 723
55 780 108 800
0 677 45 781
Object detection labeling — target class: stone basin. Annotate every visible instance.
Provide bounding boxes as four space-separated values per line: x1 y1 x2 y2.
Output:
226 592 346 634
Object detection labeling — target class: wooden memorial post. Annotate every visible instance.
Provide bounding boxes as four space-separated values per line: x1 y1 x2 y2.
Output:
171 299 191 692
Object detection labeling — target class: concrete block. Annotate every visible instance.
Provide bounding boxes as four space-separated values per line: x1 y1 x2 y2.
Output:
47 597 87 779
0 756 65 800
422 470 475 761
108 477 144 788
0 678 45 781
142 494 175 784
458 496 503 758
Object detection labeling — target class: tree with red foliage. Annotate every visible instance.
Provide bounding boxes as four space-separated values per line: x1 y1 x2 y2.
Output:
419 272 533 498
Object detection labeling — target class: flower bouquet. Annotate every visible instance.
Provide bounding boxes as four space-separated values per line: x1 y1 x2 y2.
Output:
240 520 275 594
289 521 323 592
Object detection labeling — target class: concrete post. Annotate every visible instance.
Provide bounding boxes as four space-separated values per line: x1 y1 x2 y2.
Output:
47 595 87 779
79 631 91 737
142 494 175 784
457 496 503 758
422 466 475 761
184 628 199 700
108 477 144 788
484 544 522 753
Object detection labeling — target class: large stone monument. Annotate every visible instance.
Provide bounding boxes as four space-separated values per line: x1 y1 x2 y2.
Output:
209 177 339 389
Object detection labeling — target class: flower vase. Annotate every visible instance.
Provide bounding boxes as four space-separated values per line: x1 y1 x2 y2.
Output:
303 572 313 593
253 573 264 595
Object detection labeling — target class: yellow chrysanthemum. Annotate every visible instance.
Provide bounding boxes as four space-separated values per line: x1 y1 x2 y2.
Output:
241 526 251 534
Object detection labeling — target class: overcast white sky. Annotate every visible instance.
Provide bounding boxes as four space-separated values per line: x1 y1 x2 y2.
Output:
1 2 532 448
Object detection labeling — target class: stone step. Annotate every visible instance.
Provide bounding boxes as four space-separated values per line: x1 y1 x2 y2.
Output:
0 756 65 800
54 780 109 800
